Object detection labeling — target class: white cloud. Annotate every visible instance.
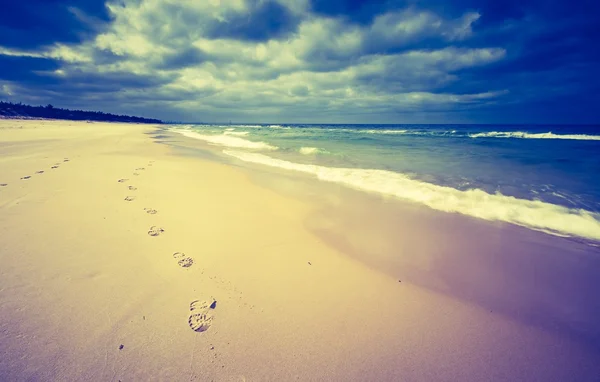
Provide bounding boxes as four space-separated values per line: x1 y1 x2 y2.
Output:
2 84 14 96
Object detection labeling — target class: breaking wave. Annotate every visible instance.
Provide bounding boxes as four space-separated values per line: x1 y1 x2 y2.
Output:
223 150 600 241
469 131 600 141
174 130 278 150
299 147 329 155
224 131 250 136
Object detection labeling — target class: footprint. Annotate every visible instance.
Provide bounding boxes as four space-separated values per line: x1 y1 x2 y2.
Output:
124 196 136 202
135 167 145 171
35 171 44 174
63 159 69 162
118 178 128 183
21 176 31 180
190 299 217 312
144 208 157 215
147 226 164 237
178 258 194 268
188 314 213 333
133 172 140 176
188 299 216 332
0 184 7 187
173 252 194 268
51 166 59 169
190 299 215 312
128 186 137 191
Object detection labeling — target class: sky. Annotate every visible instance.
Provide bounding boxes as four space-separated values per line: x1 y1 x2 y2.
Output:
0 0 599 124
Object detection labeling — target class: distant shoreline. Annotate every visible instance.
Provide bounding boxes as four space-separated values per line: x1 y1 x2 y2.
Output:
0 116 161 124
0 101 163 124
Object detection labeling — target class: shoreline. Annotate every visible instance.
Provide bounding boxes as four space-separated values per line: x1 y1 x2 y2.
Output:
165 125 600 346
1 119 599 381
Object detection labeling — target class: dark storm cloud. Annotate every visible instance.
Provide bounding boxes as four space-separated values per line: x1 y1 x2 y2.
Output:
0 55 61 83
0 0 111 49
310 0 406 24
1 64 175 101
57 70 175 92
204 0 301 42
90 48 129 65
156 48 210 70
439 0 600 122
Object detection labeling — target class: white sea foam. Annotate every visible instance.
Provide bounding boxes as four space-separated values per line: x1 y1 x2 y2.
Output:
357 129 458 136
469 131 600 141
175 130 277 150
363 129 410 134
299 147 328 155
223 150 600 241
224 131 250 136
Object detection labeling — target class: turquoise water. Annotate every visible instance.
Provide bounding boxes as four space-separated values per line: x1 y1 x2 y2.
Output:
170 123 600 242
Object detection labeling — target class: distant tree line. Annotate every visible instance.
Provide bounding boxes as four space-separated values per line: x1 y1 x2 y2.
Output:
0 101 163 124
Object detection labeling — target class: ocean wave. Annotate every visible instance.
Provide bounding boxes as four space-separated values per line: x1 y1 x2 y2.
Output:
174 130 277 150
235 124 262 128
299 147 328 155
349 129 458 136
363 129 409 134
469 131 600 140
224 131 250 136
223 150 600 241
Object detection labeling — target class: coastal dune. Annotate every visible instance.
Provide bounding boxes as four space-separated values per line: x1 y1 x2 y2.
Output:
1 119 599 381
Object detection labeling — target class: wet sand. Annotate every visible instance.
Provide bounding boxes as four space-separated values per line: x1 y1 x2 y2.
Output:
1 119 599 381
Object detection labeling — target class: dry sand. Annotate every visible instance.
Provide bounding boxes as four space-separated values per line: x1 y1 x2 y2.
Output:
1 119 599 381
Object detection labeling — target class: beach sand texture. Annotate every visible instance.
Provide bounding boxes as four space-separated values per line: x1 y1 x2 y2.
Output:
1 119 599 381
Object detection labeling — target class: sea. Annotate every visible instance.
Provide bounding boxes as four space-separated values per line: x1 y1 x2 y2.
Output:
169 123 600 244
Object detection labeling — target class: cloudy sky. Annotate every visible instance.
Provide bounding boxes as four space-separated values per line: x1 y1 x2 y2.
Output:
1 0 598 123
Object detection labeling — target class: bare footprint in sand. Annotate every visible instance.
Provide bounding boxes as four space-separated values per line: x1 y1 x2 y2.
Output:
135 167 145 171
21 176 31 180
128 186 137 191
63 158 69 162
0 183 7 187
51 166 59 169
133 172 140 176
118 178 128 183
124 196 136 202
188 299 217 333
144 208 157 215
35 171 44 174
147 226 164 236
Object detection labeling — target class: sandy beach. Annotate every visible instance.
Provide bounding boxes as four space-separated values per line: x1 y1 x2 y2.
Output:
1 119 600 381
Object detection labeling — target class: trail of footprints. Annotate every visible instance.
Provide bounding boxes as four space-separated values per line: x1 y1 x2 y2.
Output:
1 158 70 187
117 160 211 333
